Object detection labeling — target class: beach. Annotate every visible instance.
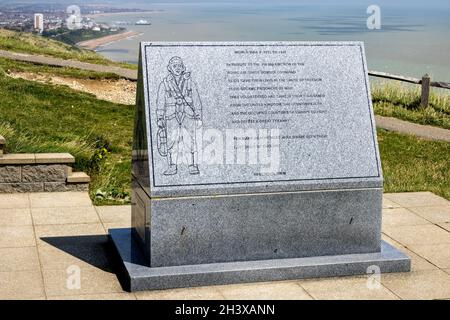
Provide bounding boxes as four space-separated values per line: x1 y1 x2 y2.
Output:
77 30 142 50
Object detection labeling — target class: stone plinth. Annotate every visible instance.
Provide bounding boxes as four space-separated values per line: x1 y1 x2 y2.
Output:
111 41 410 291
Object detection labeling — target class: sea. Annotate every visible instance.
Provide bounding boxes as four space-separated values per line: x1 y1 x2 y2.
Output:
93 1 450 82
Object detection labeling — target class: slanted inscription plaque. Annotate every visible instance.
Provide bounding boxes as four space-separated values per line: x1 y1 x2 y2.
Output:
110 42 410 292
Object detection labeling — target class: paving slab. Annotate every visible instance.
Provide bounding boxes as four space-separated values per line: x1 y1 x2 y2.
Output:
439 223 450 232
95 205 131 223
380 270 450 300
135 286 225 300
0 208 32 226
382 224 450 246
31 206 100 225
400 247 439 272
34 223 106 244
0 191 448 300
0 193 30 209
0 270 46 300
407 244 450 269
384 192 450 208
37 240 112 271
217 281 312 300
299 276 399 300
0 225 36 248
29 192 92 208
382 197 402 209
42 266 124 297
381 234 438 271
33 222 106 235
408 206 450 224
47 293 137 300
0 247 40 272
382 208 430 227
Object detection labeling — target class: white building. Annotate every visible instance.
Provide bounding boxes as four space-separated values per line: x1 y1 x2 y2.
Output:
34 13 44 33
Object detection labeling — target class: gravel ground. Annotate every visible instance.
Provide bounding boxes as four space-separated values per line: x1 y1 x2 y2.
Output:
8 72 136 105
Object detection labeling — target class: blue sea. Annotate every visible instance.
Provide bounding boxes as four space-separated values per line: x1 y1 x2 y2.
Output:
93 1 450 82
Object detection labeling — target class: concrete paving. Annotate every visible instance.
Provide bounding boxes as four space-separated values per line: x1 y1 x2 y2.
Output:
0 191 450 300
376 115 450 142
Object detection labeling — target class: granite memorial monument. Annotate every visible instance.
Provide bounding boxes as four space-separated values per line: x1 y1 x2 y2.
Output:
110 41 410 292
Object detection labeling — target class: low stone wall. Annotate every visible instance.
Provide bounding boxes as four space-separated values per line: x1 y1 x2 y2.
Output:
0 135 90 193
0 164 88 193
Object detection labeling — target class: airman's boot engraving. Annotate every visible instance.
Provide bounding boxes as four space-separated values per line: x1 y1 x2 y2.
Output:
156 56 203 176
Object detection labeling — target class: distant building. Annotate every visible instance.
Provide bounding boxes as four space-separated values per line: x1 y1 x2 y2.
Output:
34 13 44 33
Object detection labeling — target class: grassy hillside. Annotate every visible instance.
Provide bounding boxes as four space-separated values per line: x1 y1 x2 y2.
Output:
0 73 449 203
0 29 136 70
0 73 133 204
43 28 124 46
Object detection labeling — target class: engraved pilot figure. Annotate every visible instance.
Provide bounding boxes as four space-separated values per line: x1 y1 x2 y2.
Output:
156 56 203 175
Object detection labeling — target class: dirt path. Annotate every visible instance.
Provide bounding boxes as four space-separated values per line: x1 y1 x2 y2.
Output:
9 71 136 105
0 49 137 81
375 115 450 143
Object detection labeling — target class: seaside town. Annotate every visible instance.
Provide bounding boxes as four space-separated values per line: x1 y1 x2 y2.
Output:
0 3 145 36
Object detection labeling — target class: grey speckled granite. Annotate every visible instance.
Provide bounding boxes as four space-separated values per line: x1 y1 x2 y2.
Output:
133 41 382 198
110 228 410 292
148 188 382 267
109 41 410 291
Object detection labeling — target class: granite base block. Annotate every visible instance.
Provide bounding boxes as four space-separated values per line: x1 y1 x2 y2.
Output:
109 228 411 292
134 186 384 267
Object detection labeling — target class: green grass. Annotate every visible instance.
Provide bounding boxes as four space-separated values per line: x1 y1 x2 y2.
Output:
0 74 448 204
372 82 450 130
43 28 124 46
379 129 450 200
0 73 133 205
0 57 121 80
0 29 136 70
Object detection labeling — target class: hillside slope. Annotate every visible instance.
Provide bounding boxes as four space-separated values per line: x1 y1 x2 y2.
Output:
0 29 136 69
0 73 134 204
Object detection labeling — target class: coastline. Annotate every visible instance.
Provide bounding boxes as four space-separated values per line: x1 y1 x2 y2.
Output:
76 30 142 51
